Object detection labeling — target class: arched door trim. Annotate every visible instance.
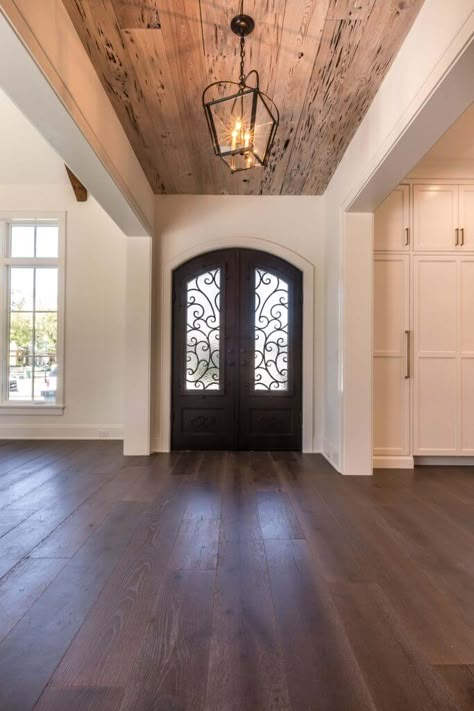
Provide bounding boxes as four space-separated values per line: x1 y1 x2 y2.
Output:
154 236 315 452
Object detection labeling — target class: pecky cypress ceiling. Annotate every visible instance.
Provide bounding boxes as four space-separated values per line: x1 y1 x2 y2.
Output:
62 0 425 196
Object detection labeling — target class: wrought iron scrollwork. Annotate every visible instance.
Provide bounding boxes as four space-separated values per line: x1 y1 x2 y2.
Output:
254 268 289 390
186 268 221 390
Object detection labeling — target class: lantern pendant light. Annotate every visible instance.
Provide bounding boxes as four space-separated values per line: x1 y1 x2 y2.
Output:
202 2 279 173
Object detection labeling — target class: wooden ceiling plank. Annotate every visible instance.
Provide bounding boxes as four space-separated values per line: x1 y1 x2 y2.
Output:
326 0 374 20
62 0 167 192
281 15 369 195
260 0 330 195
113 0 161 29
302 0 425 194
121 29 197 193
156 0 219 194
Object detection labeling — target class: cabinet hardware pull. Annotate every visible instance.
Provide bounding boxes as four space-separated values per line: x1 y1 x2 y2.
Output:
455 228 459 246
404 227 409 246
461 227 465 246
405 330 410 380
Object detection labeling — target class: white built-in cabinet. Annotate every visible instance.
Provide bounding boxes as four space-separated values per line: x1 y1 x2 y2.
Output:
373 255 410 457
373 181 474 465
374 185 410 251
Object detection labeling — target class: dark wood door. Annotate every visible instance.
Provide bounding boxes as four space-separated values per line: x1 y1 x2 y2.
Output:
172 249 302 450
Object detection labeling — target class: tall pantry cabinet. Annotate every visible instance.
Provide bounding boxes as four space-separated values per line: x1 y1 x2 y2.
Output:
373 182 474 466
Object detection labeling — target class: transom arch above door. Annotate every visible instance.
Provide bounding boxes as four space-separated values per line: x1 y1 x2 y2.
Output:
171 248 303 450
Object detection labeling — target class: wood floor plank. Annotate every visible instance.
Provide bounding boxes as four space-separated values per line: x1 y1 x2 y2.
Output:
28 459 165 559
0 441 78 492
34 686 124 711
0 557 66 644
277 457 474 665
0 473 114 564
0 501 146 711
370 498 474 632
435 665 474 711
50 481 189 688
331 582 459 711
206 536 290 711
0 508 37 539
219 451 261 542
0 442 115 512
0 442 48 478
168 515 220 571
271 453 373 582
257 490 305 540
265 539 376 711
119 569 215 711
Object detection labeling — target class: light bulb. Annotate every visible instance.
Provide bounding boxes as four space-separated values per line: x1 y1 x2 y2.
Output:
244 131 251 148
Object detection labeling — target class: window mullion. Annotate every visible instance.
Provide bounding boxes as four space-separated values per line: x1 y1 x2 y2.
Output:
31 265 36 403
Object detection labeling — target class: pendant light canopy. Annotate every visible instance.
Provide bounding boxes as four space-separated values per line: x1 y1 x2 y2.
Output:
202 5 279 173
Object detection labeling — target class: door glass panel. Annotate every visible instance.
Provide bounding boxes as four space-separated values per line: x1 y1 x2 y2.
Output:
186 268 221 390
254 268 289 390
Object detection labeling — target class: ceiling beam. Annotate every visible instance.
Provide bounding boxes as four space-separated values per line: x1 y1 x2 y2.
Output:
65 165 88 202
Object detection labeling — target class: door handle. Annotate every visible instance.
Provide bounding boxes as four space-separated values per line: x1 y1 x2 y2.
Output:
460 227 465 246
404 227 409 246
405 330 410 380
455 228 459 246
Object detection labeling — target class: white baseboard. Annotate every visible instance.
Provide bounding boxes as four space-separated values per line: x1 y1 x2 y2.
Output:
373 456 414 469
0 424 124 440
415 456 474 466
322 438 341 472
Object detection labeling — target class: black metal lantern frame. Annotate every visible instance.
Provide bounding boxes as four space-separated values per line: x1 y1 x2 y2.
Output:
202 10 279 173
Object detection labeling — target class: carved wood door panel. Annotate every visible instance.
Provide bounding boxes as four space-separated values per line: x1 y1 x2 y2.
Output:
171 249 302 450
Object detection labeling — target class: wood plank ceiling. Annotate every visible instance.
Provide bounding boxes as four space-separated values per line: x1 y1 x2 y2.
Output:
62 0 425 195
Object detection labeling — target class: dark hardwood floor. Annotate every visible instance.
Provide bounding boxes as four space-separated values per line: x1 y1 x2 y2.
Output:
0 442 473 711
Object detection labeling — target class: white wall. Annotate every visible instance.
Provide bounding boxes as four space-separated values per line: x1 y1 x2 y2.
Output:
323 0 474 474
0 184 126 439
152 195 325 453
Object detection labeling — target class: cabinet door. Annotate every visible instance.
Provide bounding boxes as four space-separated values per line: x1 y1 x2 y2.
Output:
460 258 474 454
459 185 474 251
373 256 410 456
413 185 459 251
413 256 458 454
374 185 410 251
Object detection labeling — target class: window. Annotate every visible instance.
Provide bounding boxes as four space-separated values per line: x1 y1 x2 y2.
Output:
0 215 65 411
185 268 221 390
254 268 289 391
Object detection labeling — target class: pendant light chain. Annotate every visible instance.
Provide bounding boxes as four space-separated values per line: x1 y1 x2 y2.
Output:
238 0 246 88
239 36 246 88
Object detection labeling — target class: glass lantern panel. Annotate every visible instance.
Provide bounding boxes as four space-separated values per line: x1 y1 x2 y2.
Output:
253 95 275 164
209 89 256 156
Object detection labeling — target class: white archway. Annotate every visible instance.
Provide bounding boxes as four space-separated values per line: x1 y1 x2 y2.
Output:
153 236 315 452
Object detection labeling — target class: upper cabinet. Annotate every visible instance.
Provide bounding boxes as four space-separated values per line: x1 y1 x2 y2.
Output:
374 185 410 251
459 185 474 250
413 185 459 251
375 182 474 253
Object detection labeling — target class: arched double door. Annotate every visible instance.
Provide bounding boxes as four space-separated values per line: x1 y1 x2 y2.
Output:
172 249 302 450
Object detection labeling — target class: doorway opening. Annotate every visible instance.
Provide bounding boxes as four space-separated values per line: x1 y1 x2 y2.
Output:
171 248 303 450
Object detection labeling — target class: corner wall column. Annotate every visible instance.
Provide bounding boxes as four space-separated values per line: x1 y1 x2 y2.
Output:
342 212 373 475
124 236 152 455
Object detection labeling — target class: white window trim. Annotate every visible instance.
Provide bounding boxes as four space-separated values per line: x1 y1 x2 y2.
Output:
0 211 66 415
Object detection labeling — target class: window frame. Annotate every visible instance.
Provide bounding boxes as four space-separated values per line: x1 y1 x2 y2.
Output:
0 211 66 415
